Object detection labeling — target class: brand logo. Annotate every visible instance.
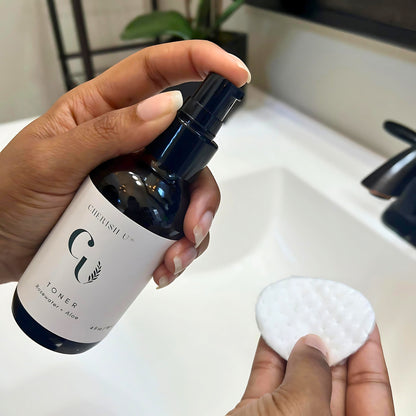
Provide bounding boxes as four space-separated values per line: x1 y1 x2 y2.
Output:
68 229 102 284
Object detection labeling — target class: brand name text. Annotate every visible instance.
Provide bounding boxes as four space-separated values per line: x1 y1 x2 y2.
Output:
88 204 132 241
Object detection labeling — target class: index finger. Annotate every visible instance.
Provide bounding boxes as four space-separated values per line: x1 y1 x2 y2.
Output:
238 337 286 407
70 40 250 120
346 325 395 416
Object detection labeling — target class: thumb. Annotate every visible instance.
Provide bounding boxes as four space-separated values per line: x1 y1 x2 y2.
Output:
44 90 183 188
276 335 332 415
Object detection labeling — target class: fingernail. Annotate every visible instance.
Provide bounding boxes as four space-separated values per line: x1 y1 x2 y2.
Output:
136 90 183 121
173 246 198 275
156 276 172 289
193 211 214 248
303 334 328 361
228 53 251 84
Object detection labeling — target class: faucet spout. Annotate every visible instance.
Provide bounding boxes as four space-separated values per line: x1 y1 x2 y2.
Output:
362 121 416 247
361 121 416 199
361 147 416 199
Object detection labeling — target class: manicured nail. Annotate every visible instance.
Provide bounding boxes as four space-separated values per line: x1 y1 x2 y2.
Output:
228 53 251 84
173 246 198 275
303 334 328 361
193 211 214 248
136 90 183 121
156 276 172 289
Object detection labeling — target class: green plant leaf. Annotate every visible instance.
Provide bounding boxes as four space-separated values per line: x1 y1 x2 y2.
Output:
121 11 194 41
213 0 245 32
195 0 212 32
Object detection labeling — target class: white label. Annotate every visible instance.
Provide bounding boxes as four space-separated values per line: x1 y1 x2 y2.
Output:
17 177 174 343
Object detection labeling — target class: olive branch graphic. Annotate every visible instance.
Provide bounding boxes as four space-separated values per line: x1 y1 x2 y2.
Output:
87 261 102 283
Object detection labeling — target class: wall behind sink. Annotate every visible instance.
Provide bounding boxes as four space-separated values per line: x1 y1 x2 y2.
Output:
0 0 150 124
223 5 416 157
1 2 415 158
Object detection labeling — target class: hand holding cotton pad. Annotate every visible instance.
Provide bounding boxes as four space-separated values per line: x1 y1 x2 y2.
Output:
255 276 375 366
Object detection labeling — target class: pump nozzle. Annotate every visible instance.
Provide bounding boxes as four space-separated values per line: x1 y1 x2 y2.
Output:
180 73 244 139
146 73 244 180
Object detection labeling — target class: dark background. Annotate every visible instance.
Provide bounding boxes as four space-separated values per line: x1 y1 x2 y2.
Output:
246 1 416 51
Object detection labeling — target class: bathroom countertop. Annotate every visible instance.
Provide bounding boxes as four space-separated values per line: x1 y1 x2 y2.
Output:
0 86 415 415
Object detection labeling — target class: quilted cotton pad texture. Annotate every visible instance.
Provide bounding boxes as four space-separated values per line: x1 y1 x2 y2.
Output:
256 276 375 366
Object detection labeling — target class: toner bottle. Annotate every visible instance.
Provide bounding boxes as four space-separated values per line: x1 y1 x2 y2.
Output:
12 73 244 354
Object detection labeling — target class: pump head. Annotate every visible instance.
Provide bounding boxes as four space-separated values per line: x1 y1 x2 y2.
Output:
146 73 244 180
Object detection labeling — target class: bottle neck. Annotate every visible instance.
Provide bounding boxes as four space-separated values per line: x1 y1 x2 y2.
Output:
145 109 218 181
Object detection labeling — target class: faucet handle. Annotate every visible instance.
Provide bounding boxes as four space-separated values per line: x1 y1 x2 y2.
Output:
384 121 416 146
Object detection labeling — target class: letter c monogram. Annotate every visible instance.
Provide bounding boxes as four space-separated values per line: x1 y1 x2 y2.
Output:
68 229 95 283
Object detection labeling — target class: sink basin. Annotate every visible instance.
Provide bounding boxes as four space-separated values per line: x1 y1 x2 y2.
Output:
0 87 415 415
185 167 416 416
195 167 416 282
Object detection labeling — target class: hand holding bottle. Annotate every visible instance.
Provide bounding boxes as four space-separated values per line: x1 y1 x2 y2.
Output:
0 40 251 287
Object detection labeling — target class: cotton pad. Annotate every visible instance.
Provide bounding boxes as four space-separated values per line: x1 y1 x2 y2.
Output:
255 276 375 366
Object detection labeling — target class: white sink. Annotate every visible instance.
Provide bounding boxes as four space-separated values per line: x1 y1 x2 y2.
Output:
0 87 415 415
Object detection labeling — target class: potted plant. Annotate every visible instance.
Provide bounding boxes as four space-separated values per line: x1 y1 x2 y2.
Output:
121 0 246 97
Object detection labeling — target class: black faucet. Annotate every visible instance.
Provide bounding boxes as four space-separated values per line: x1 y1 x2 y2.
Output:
361 121 416 246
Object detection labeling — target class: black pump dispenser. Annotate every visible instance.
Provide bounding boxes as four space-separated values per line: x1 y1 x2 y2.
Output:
146 73 244 180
